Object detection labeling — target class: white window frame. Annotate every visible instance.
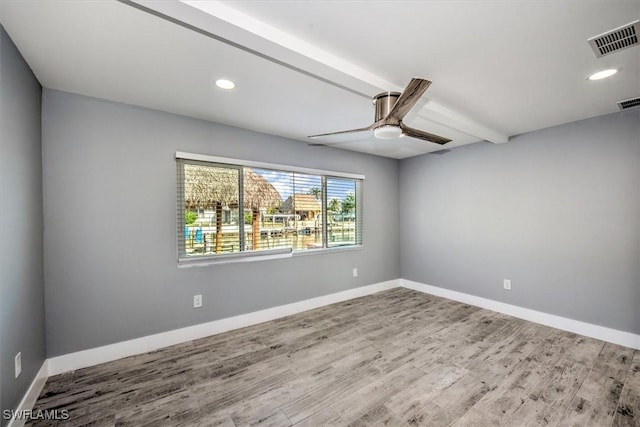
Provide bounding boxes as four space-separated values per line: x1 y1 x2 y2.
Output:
176 152 364 267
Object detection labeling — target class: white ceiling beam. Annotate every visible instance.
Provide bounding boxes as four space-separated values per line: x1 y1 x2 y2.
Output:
124 0 509 144
417 101 510 144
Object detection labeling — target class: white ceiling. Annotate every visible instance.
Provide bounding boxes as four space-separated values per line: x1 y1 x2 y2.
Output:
1 0 638 159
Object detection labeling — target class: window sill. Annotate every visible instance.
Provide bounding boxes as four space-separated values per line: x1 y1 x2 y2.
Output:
292 245 363 257
178 248 292 267
177 245 363 267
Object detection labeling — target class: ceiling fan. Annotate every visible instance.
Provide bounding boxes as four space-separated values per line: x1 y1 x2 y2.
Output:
308 78 451 146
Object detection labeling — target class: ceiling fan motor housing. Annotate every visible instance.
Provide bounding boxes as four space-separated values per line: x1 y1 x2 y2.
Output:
372 92 402 139
373 92 401 122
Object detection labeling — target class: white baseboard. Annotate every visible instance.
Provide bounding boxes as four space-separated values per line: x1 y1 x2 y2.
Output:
6 360 49 427
47 279 400 376
401 279 640 350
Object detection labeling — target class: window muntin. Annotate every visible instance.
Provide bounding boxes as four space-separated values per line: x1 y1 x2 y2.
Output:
177 155 363 263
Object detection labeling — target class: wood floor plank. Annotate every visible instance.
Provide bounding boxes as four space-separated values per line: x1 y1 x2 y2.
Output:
592 342 636 381
387 362 470 410
431 372 494 421
329 364 426 423
344 405 405 427
26 288 640 427
501 397 562 426
612 382 640 427
451 406 502 427
279 364 382 424
612 350 640 427
526 362 591 412
462 356 550 422
292 407 345 427
244 409 291 427
170 406 234 427
502 362 590 425
560 367 625 426
397 400 453 427
559 335 604 368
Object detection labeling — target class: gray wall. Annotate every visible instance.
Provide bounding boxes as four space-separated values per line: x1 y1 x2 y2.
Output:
0 27 45 424
42 89 400 357
400 110 640 334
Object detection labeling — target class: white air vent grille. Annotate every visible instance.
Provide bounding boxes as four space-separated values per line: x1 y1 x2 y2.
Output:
588 20 639 57
617 97 640 110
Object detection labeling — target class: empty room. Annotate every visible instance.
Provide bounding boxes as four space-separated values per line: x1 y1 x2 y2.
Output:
1 1 639 426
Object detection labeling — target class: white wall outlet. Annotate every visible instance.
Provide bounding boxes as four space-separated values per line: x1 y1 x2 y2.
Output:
352 267 358 278
503 279 512 291
15 352 22 378
193 294 203 308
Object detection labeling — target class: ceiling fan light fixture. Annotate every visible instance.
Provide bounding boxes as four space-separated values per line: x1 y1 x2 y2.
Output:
374 125 402 139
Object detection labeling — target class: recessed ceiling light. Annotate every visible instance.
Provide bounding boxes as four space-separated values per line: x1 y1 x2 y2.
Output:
215 79 235 90
588 69 618 81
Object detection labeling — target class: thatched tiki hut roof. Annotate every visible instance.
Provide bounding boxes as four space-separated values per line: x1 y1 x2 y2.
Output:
184 165 282 252
184 165 282 210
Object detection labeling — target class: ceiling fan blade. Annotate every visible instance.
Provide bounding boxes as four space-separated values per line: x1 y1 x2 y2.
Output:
309 142 345 147
308 125 373 139
308 139 365 147
385 78 432 123
400 124 451 145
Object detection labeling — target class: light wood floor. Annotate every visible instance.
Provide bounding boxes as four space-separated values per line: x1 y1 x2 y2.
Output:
30 288 639 426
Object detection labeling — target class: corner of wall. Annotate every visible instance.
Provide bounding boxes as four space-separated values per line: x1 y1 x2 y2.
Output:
0 24 46 426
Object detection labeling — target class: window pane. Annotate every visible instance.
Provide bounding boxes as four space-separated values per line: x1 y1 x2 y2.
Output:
184 163 240 256
327 177 358 247
288 173 323 251
244 168 290 252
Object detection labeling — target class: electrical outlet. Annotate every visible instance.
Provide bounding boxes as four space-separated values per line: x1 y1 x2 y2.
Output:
15 352 22 378
193 294 203 308
352 267 358 278
503 279 512 291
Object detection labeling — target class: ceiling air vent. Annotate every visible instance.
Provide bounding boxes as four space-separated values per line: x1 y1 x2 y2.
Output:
588 20 639 57
617 97 640 110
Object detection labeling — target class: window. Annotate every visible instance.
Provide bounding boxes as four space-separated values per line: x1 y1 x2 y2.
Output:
176 153 363 264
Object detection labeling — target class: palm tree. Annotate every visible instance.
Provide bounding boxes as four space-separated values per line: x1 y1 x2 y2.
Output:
328 198 341 213
341 192 356 215
307 187 321 200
